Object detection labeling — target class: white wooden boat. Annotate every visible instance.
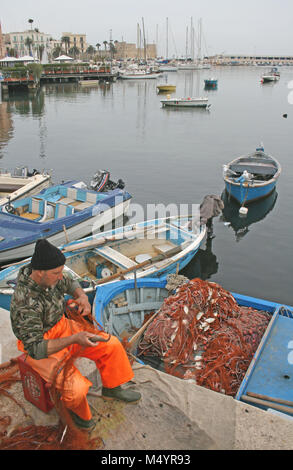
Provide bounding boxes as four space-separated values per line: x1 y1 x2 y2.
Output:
119 70 161 80
161 96 210 108
0 216 206 309
261 67 280 83
0 167 51 207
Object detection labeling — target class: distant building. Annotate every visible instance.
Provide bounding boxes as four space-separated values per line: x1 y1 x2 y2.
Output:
5 29 52 61
209 54 293 66
61 32 87 55
0 22 6 58
114 41 157 59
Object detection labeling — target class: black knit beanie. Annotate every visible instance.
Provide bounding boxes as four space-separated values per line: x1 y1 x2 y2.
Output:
31 239 66 270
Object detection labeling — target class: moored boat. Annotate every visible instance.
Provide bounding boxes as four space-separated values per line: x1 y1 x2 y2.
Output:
223 146 281 205
157 84 176 93
261 67 280 83
0 180 132 263
0 167 51 207
204 78 218 89
0 215 206 309
160 96 210 108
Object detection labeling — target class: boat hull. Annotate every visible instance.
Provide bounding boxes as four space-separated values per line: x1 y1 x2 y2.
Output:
0 198 131 263
224 179 277 204
161 99 209 108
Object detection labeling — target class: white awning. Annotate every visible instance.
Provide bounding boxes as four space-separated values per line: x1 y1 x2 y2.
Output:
53 55 74 62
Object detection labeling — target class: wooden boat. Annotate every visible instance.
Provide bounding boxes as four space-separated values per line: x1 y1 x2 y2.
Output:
160 96 210 108
0 167 51 207
0 181 132 263
235 301 293 418
157 84 176 93
93 277 293 418
223 146 281 205
0 216 206 309
93 277 170 341
261 67 280 83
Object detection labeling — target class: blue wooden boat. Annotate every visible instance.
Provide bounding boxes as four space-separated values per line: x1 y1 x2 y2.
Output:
204 78 218 89
93 277 293 416
93 277 169 341
0 216 206 310
0 180 132 263
223 146 281 205
235 301 293 418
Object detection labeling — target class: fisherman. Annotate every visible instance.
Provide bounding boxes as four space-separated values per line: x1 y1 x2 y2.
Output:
10 239 141 430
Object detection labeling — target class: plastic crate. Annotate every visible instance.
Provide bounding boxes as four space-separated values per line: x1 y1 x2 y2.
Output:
17 354 54 413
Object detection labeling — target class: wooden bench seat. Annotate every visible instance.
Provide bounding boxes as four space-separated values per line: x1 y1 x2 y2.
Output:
96 246 138 269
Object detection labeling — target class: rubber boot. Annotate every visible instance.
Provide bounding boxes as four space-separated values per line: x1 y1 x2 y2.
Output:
102 385 141 403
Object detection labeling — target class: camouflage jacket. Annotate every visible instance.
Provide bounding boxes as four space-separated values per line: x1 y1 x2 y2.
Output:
10 265 81 360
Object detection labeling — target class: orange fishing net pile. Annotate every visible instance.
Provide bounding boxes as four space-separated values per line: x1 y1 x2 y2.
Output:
138 278 271 396
0 302 107 450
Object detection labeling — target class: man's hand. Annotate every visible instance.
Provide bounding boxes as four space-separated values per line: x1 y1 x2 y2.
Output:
73 331 99 347
74 294 91 316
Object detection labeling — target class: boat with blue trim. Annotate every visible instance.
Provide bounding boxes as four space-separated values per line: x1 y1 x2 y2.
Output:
222 146 281 205
0 180 132 263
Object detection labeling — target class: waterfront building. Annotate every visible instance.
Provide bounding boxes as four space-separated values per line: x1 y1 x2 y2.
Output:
61 32 87 56
4 30 52 62
0 22 6 59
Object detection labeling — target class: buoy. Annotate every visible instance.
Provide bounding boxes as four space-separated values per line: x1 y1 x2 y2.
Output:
239 206 248 217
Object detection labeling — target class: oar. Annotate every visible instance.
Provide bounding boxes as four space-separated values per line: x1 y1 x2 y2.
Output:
95 245 182 286
127 310 159 353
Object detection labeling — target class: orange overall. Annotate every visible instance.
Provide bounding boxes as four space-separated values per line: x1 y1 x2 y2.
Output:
17 315 134 421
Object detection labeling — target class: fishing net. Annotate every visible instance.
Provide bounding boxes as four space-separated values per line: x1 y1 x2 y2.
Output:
137 278 271 396
0 301 107 450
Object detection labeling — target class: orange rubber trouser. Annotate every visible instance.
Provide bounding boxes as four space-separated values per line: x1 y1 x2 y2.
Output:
17 315 134 421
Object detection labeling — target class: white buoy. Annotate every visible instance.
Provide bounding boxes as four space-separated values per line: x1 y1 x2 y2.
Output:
239 206 248 216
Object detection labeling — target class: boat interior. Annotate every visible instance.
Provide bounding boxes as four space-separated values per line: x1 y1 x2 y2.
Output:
229 156 278 181
6 185 110 222
101 285 170 337
65 225 191 281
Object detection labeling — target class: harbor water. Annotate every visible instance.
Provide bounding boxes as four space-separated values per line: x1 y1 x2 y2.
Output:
0 66 292 305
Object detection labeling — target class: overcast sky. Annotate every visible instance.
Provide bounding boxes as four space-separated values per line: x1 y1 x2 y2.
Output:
1 0 293 57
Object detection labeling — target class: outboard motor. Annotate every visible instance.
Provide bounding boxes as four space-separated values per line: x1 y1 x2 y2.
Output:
89 170 125 192
89 170 110 192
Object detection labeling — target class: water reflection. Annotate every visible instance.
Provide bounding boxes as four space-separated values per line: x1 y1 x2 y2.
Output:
0 101 14 159
2 89 45 117
221 189 278 241
181 236 218 280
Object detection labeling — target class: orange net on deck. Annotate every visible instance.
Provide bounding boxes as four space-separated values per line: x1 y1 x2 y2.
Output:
138 278 271 396
0 302 107 450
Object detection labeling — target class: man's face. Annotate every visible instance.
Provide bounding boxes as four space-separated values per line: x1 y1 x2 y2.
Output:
39 265 65 288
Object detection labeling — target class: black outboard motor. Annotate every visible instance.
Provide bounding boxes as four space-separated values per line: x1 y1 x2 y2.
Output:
89 170 125 192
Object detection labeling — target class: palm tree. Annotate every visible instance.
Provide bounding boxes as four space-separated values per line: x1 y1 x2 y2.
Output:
103 40 108 58
69 46 79 59
37 44 45 62
52 46 63 59
96 43 101 59
61 36 70 55
25 36 34 56
28 19 34 30
86 45 95 60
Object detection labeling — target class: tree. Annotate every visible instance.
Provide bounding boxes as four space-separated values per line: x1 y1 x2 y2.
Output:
86 45 95 60
69 46 79 59
28 19 34 30
96 43 101 59
25 36 34 56
37 44 45 62
52 45 63 59
103 40 108 57
61 36 70 55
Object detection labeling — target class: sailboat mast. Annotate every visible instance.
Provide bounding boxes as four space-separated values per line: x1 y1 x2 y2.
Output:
142 17 147 62
166 17 168 60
